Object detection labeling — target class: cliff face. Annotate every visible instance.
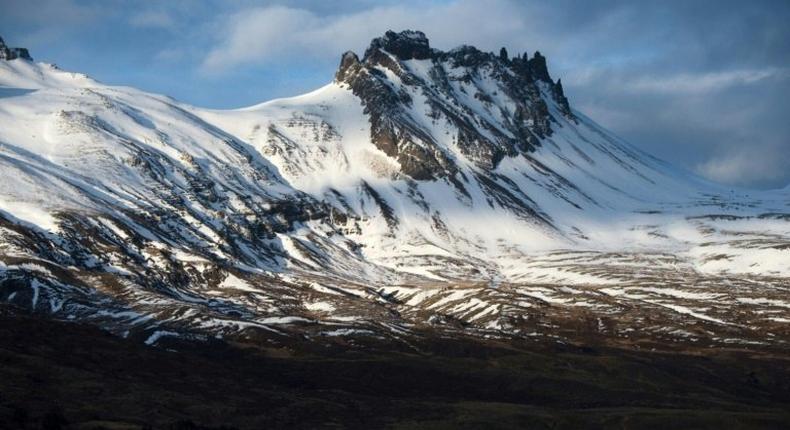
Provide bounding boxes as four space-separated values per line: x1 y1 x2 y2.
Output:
335 30 572 179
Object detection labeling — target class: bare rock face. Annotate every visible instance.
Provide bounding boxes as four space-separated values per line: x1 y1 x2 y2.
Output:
0 36 32 61
336 34 455 180
553 78 572 117
527 51 551 82
364 30 433 61
335 51 362 82
335 30 574 180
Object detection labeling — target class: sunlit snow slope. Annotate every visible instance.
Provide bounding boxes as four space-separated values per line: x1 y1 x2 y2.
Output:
1 32 788 348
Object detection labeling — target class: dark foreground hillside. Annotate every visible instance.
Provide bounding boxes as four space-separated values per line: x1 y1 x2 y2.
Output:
1 305 789 430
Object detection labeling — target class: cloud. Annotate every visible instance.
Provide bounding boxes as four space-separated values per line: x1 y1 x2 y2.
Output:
623 68 788 94
202 6 321 72
696 148 790 188
201 1 530 73
571 68 790 188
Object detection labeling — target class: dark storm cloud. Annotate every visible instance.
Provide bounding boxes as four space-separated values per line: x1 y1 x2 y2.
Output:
535 0 790 188
1 0 788 187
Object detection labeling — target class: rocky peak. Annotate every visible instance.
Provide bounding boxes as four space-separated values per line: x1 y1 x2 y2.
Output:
335 51 361 82
364 30 432 61
0 36 33 61
527 51 551 82
443 45 496 68
334 30 574 181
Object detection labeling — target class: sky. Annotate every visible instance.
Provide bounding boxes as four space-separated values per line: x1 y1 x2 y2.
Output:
2 0 789 189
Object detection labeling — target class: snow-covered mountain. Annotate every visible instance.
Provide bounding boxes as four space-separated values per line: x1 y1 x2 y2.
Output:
1 31 788 349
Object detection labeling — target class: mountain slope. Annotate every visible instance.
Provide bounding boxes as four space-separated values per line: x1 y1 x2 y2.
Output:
0 32 788 351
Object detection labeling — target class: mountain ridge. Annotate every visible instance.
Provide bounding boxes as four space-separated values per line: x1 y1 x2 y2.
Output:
0 31 788 352
334 30 572 179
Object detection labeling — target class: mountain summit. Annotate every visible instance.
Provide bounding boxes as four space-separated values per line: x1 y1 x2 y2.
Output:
0 31 788 351
335 30 571 178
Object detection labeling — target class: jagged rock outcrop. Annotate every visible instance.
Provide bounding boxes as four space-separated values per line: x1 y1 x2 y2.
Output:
0 36 32 61
552 78 572 117
526 51 551 82
335 30 574 179
364 30 433 61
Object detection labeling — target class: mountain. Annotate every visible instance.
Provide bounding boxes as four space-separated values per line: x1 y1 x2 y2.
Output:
0 31 788 351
